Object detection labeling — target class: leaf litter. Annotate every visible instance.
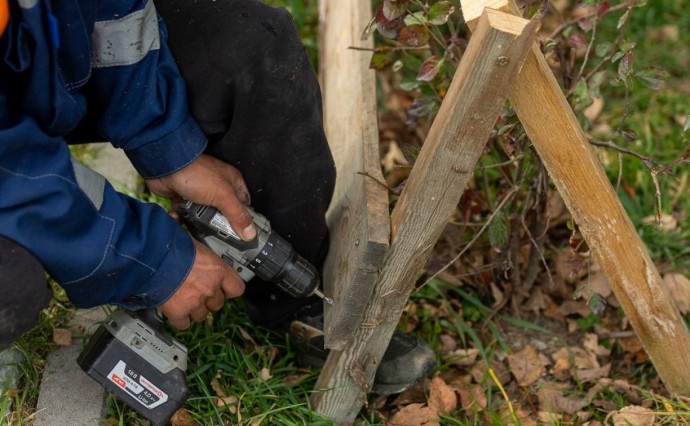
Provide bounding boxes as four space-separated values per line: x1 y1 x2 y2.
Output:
377 85 690 423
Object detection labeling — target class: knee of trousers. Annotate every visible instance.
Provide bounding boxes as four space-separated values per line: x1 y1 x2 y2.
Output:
0 236 52 349
158 0 317 136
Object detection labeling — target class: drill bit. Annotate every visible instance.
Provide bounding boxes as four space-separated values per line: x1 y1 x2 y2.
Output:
313 288 334 305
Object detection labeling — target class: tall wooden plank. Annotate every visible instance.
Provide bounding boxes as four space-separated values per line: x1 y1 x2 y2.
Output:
462 0 690 396
318 0 391 349
312 9 538 423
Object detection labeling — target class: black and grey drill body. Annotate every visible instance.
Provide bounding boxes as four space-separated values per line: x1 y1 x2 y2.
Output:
178 200 332 304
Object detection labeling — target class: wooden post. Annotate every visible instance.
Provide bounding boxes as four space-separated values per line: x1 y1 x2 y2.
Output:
312 9 538 423
318 0 391 350
462 0 690 396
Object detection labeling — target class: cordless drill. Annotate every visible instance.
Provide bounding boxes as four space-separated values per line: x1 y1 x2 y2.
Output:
77 201 331 425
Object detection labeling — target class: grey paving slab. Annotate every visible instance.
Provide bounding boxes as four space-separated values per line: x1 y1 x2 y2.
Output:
33 309 110 426
69 307 111 336
33 341 107 426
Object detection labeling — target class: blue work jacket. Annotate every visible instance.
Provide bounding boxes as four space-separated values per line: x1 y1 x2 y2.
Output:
0 0 207 309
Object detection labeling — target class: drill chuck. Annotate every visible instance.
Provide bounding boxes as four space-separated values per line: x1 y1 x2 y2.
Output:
179 201 331 303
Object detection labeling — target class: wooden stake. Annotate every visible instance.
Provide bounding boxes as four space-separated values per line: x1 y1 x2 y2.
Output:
318 0 391 350
462 0 690 396
312 9 538 423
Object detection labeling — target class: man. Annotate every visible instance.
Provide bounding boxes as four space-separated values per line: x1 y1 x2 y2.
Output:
0 0 435 400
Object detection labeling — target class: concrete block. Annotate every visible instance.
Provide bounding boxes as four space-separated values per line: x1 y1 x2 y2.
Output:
33 342 107 426
69 307 110 336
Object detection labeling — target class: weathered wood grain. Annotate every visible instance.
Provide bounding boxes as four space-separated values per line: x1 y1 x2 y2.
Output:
312 9 538 423
318 0 391 350
462 0 690 396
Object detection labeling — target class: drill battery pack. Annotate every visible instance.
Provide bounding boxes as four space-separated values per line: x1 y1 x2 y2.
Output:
77 310 189 426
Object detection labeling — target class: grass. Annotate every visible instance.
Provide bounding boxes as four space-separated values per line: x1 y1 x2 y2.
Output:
101 298 340 425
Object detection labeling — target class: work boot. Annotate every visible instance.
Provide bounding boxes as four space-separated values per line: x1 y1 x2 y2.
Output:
287 311 437 395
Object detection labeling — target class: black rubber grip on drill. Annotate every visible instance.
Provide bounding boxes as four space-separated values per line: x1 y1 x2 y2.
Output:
249 233 318 298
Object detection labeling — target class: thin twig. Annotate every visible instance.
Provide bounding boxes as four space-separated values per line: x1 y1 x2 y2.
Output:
357 171 398 193
419 187 520 289
348 45 431 53
651 170 663 224
588 138 663 168
573 15 598 85
521 220 554 288
589 138 668 224
548 1 634 39
478 154 526 170
578 3 634 87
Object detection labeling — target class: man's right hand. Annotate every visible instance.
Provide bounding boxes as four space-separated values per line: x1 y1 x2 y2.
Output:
157 239 245 329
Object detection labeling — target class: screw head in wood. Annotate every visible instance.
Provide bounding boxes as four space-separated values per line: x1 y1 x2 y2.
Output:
496 56 509 66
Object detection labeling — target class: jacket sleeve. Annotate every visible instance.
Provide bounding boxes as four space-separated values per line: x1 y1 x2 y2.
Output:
0 0 203 309
0 97 195 309
88 0 207 179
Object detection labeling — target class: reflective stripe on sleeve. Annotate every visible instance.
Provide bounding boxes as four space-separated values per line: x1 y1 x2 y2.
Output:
91 0 160 68
16 0 38 8
71 158 106 210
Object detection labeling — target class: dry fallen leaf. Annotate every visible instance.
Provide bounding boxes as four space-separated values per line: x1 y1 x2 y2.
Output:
171 408 199 426
282 371 311 385
551 347 573 381
611 405 656 426
580 268 612 300
661 24 679 41
448 348 479 367
554 249 588 284
571 346 600 370
577 363 611 383
438 334 457 356
237 325 258 348
471 358 511 386
259 367 273 382
391 386 428 407
215 395 239 413
583 333 611 357
490 281 505 308
538 382 587 415
523 287 548 313
210 373 227 398
387 403 440 426
663 272 690 314
642 214 677 231
428 376 457 414
507 345 549 387
457 383 487 417
204 311 214 327
381 140 410 172
52 328 72 347
584 96 604 121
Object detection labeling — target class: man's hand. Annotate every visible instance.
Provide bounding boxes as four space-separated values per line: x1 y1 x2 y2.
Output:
146 154 256 240
158 240 245 329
